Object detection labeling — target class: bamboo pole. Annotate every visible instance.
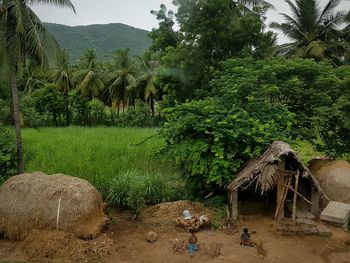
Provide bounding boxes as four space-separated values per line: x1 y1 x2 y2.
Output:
275 178 291 220
292 170 300 220
287 186 312 205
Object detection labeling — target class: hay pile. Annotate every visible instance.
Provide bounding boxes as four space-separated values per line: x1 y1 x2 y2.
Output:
0 172 109 240
20 230 118 262
141 201 211 231
309 159 350 203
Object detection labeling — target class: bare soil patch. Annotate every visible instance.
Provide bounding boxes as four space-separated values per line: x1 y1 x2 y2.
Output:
0 201 349 263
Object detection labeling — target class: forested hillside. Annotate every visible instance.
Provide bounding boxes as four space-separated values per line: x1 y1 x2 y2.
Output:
45 23 152 61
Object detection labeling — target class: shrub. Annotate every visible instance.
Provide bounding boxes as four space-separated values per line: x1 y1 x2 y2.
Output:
0 126 16 183
161 98 293 195
106 170 183 216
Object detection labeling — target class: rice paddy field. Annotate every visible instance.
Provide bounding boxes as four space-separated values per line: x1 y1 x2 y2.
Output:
22 127 180 198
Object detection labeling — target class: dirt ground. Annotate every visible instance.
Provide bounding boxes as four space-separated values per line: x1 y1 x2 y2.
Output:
1 201 349 263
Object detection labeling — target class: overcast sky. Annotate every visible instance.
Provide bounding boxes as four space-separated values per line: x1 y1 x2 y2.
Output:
31 0 349 43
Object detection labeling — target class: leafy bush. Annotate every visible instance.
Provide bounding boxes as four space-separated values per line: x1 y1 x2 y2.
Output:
20 96 46 127
0 126 16 183
211 58 350 157
87 99 106 125
106 170 182 216
161 98 293 195
120 103 161 127
0 99 11 125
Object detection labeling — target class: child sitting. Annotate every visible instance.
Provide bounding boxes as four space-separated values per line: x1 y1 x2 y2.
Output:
187 231 198 256
240 227 254 247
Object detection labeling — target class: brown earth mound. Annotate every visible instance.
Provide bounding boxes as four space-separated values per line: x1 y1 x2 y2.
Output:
0 172 109 240
141 201 212 231
20 230 118 262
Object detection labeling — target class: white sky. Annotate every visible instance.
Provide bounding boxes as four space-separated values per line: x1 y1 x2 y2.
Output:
31 0 350 44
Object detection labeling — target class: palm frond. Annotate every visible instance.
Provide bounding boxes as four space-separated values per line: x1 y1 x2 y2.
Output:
27 0 75 13
319 0 341 21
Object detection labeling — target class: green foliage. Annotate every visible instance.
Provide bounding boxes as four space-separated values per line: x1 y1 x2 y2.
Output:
45 23 152 62
106 170 180 216
151 0 276 103
121 103 160 128
0 99 11 125
211 58 350 156
161 98 293 193
20 96 46 127
0 126 16 182
87 99 106 125
31 84 65 126
270 0 350 63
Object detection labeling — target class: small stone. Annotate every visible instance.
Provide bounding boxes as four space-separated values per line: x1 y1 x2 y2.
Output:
147 231 158 243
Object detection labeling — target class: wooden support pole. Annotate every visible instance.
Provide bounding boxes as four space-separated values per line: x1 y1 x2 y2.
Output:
229 190 238 220
286 186 312 205
292 170 300 221
275 178 291 220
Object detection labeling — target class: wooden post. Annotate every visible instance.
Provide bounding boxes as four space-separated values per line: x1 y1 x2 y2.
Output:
275 178 291 219
229 190 238 220
311 187 320 216
276 160 286 220
292 170 300 220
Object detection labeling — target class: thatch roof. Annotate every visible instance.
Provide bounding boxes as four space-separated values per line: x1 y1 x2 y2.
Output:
0 172 109 241
227 141 323 195
309 159 350 203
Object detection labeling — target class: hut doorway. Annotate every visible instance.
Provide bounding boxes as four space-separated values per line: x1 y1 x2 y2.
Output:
237 186 277 217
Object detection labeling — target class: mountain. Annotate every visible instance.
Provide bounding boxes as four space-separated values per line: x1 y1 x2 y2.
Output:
45 23 152 62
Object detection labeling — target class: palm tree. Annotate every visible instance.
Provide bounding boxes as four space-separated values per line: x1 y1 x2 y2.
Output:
0 0 75 174
53 49 72 126
74 49 105 99
107 48 136 116
135 51 160 116
271 0 350 63
20 60 45 95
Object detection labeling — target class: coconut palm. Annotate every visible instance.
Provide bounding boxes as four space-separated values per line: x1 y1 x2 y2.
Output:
0 0 75 174
135 51 161 116
20 60 45 95
74 49 105 99
107 48 136 116
53 49 72 126
271 0 350 63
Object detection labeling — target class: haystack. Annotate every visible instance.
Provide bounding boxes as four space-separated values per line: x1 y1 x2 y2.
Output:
309 159 350 203
0 172 109 241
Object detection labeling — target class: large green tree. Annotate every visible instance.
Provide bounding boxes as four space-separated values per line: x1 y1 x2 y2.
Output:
0 0 75 174
271 0 350 63
151 0 275 103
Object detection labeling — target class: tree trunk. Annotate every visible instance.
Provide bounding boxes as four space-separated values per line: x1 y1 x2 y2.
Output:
150 98 155 117
64 91 69 126
11 72 24 174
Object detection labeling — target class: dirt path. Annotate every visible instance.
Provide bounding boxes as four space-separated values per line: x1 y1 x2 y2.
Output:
105 212 350 263
0 208 349 263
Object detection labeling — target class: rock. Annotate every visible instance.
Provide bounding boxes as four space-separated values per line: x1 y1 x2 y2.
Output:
147 231 158 243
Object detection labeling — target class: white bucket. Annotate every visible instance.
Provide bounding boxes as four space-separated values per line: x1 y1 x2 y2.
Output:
183 210 192 220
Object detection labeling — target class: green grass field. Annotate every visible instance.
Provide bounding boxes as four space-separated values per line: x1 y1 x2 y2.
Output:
22 127 180 198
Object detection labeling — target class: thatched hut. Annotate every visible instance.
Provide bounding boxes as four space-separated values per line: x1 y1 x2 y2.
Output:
309 158 350 203
227 141 326 221
0 172 109 241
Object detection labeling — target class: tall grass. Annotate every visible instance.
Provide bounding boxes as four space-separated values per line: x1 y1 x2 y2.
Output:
22 127 181 199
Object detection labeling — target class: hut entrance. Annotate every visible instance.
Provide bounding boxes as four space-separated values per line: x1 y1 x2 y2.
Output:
237 186 277 217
